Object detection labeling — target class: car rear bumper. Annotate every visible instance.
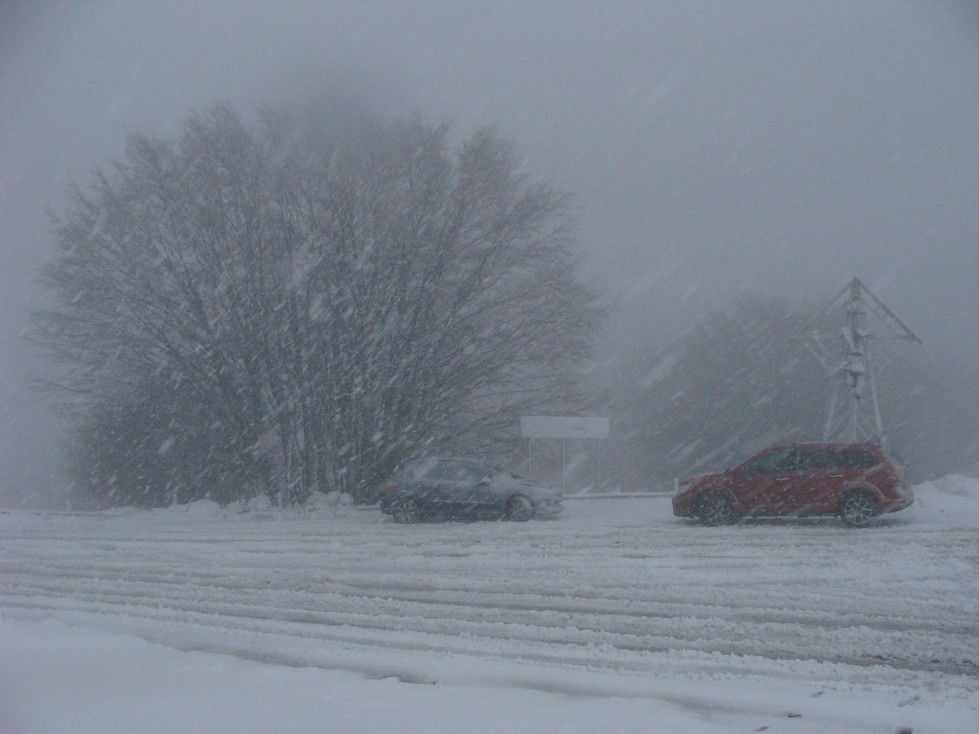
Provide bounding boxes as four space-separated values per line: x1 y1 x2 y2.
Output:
881 487 914 513
534 501 564 518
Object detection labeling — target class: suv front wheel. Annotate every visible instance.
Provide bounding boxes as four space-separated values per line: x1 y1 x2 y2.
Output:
697 491 737 526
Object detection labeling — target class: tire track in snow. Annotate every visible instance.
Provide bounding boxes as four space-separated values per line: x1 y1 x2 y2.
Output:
2 507 978 686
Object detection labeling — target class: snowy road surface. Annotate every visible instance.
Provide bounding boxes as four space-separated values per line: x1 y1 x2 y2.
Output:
2 477 978 733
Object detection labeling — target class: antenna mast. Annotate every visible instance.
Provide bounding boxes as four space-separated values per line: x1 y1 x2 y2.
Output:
799 278 921 445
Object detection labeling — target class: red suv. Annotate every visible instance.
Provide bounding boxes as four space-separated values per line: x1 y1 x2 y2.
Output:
672 443 913 527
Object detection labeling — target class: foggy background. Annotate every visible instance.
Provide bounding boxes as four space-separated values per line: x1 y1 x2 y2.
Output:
2 1 977 507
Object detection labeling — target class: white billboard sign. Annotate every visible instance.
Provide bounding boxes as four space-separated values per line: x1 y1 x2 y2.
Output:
520 416 609 440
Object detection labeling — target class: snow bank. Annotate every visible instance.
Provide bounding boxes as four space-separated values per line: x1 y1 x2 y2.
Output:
1 619 725 734
7 617 974 734
906 474 979 526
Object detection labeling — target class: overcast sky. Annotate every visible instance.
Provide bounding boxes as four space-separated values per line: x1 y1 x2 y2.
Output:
2 1 977 505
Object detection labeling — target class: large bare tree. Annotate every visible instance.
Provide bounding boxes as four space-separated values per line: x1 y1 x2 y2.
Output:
34 104 602 507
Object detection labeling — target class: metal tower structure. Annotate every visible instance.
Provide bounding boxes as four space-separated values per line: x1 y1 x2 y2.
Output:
798 278 921 445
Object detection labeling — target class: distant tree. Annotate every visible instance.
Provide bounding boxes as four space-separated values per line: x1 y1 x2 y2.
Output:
608 297 978 489
873 350 979 482
607 299 828 490
34 103 602 506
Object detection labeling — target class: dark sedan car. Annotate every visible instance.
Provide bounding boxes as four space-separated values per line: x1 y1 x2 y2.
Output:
379 458 563 523
673 442 913 527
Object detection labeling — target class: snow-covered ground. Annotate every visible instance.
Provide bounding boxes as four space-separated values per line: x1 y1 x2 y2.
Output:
2 477 978 734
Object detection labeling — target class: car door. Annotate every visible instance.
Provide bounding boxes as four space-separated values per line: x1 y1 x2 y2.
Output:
411 459 457 515
793 448 843 514
454 461 498 517
434 460 486 516
730 448 799 516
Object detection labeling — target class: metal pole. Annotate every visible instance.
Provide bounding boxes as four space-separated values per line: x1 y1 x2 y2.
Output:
867 353 885 445
825 382 838 441
596 440 600 493
561 439 566 493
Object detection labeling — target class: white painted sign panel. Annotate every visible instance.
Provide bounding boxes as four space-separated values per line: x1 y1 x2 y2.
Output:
520 416 609 440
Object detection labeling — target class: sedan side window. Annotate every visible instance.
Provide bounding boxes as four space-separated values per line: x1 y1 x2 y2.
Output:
422 461 454 481
436 461 485 483
458 463 491 484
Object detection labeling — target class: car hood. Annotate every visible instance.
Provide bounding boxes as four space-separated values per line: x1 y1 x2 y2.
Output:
676 472 722 493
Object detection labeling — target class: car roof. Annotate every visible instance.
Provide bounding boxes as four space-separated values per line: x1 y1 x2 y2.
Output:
766 442 883 452
406 456 492 465
404 457 499 472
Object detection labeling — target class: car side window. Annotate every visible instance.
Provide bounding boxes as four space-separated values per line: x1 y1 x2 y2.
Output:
438 462 464 481
797 450 839 471
835 451 878 470
459 463 492 484
407 459 444 481
743 450 797 475
420 461 454 481
434 461 484 483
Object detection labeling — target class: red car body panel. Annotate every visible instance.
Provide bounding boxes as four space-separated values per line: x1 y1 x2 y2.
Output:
673 443 913 522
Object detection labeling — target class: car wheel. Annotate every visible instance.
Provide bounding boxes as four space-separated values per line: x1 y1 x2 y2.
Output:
839 491 880 527
391 498 421 524
505 494 534 522
697 491 737 526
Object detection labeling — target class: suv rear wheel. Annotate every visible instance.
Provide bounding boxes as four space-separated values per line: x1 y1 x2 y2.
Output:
839 491 880 527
